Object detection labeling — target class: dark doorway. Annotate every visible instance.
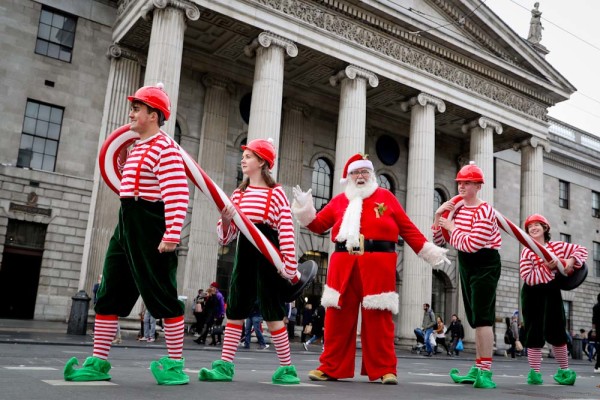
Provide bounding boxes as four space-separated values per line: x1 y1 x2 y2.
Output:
0 220 47 319
0 249 43 319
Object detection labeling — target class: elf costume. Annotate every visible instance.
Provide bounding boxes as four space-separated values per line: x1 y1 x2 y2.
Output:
292 154 448 384
520 214 587 386
198 138 300 385
64 84 190 385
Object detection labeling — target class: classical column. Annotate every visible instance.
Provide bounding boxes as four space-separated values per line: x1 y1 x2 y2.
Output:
462 117 503 205
182 75 234 303
279 100 310 196
244 32 298 178
79 44 142 295
516 136 549 225
143 0 200 135
398 93 445 342
329 65 379 196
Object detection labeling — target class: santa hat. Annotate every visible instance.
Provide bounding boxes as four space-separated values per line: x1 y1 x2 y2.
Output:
340 153 374 184
210 282 219 289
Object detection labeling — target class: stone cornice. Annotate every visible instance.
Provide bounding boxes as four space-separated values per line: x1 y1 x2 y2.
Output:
251 0 549 121
461 116 503 135
545 151 600 179
400 93 446 113
244 31 298 58
141 0 201 22
329 65 379 88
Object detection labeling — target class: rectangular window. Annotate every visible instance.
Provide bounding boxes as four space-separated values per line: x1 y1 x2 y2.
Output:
563 300 572 333
593 191 600 218
559 233 571 243
559 180 570 209
594 242 600 277
17 100 63 172
35 7 77 62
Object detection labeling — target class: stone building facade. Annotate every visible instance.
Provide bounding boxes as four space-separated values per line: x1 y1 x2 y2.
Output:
0 0 598 349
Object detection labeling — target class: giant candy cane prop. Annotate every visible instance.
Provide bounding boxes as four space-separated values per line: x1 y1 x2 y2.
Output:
441 195 567 276
99 124 301 284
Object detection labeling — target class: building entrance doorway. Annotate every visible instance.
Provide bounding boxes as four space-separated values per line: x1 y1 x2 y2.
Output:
0 220 47 319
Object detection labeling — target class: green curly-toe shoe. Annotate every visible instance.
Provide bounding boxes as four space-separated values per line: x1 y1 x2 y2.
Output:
553 368 576 385
473 369 496 389
198 360 234 382
449 365 479 384
64 356 111 381
272 365 300 385
527 369 543 385
150 356 189 385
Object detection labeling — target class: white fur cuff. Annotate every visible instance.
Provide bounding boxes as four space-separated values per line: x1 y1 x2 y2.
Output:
418 242 450 267
321 285 341 309
291 199 316 227
362 292 399 314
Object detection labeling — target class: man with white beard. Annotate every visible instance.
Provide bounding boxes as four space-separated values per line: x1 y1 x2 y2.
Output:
292 153 448 385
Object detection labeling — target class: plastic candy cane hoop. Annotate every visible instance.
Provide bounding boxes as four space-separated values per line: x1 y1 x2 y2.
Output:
98 124 317 300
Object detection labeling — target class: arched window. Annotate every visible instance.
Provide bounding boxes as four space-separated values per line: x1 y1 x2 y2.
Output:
377 174 394 193
433 188 446 215
236 138 247 187
312 158 332 211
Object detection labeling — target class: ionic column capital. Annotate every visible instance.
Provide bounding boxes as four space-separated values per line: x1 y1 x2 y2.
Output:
244 32 298 58
142 0 200 21
400 92 445 113
283 99 311 117
201 74 235 94
461 116 503 135
106 43 146 64
513 136 551 153
329 65 379 88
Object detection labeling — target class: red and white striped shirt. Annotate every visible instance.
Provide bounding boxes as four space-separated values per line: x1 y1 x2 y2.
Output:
217 185 297 278
119 133 189 243
432 203 501 252
520 241 588 286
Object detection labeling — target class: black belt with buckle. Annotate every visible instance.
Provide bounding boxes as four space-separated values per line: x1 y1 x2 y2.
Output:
335 240 396 253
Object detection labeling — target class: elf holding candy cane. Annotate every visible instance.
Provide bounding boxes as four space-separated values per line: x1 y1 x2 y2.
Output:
433 161 501 389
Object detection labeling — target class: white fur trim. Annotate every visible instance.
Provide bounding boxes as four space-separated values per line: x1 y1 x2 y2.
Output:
321 285 341 309
347 159 373 174
291 198 316 227
362 292 399 314
335 196 363 249
418 242 450 267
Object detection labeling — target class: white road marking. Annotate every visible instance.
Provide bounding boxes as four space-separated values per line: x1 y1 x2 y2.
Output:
412 382 460 387
259 381 322 387
43 380 117 386
4 366 57 370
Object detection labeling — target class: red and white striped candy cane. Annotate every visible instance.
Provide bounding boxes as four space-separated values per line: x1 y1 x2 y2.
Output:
98 124 300 284
441 195 566 276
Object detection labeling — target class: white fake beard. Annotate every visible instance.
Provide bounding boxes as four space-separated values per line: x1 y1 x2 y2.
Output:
335 175 378 250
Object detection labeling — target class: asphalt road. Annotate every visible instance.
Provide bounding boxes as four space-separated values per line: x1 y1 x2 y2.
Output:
1 342 599 400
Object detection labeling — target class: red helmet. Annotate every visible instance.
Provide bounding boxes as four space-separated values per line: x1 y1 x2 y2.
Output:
455 161 484 183
242 138 276 169
127 83 171 121
524 214 550 231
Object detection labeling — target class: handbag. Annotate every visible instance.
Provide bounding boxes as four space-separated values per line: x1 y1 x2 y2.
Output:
194 302 203 313
211 325 224 335
303 324 312 335
456 339 464 351
515 340 523 352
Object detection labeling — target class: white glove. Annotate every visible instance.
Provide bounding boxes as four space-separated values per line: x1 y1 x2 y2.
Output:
293 185 312 207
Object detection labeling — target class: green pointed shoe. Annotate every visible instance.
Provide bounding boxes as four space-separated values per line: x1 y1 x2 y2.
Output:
473 369 496 389
198 360 235 382
553 368 576 385
449 365 479 384
527 369 543 385
64 356 111 381
149 356 189 385
272 365 300 385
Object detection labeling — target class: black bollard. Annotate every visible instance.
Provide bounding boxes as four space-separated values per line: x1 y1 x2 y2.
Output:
67 290 91 335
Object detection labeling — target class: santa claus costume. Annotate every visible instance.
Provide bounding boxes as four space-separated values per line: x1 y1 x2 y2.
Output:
292 154 448 384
